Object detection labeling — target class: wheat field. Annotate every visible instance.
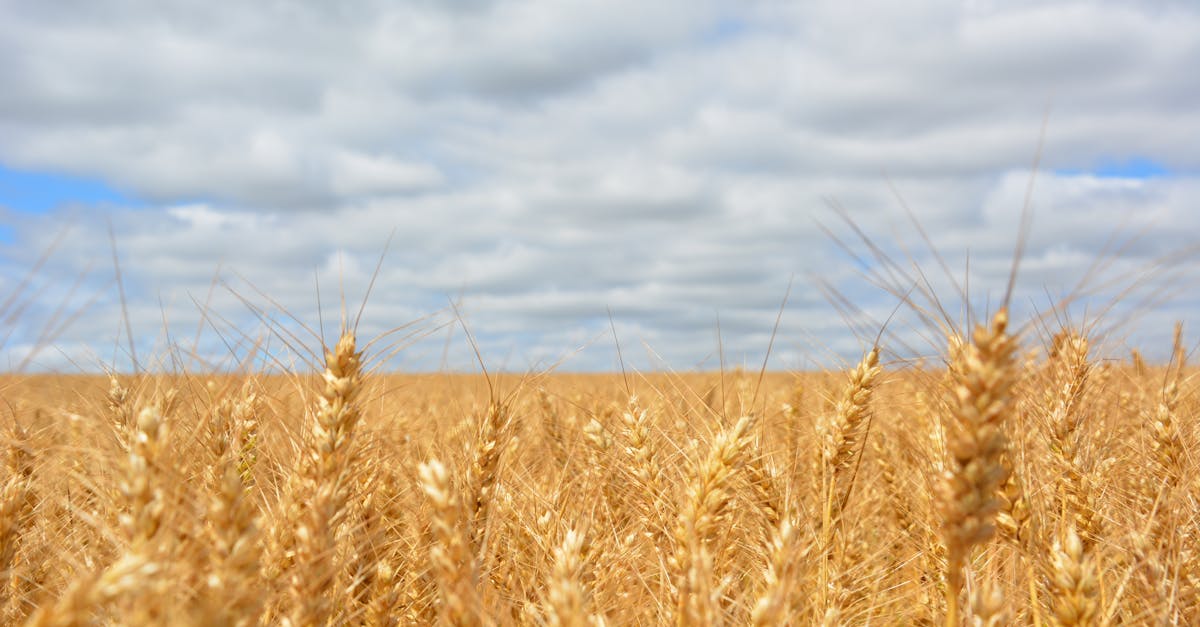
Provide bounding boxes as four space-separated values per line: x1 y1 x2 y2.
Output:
0 313 1196 625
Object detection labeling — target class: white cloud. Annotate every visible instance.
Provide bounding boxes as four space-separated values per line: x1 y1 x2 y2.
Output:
330 151 445 195
1 0 1198 372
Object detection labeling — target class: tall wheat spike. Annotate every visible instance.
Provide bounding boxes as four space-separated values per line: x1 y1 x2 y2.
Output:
286 331 364 627
672 414 758 626
936 309 1018 626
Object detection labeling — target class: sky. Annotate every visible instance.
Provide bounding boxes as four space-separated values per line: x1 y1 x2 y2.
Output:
2 0 1199 374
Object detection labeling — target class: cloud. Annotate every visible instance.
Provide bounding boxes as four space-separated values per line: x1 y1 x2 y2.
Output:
329 151 445 195
1 0 1199 372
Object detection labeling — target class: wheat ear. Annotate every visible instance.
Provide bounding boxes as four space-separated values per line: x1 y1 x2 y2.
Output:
821 347 882 522
1044 332 1102 547
1048 527 1098 626
202 388 263 626
620 396 664 519
467 401 511 553
1 421 35 622
286 331 364 627
750 518 796 626
545 528 604 627
936 309 1018 626
672 414 758 626
120 406 166 553
24 554 159 627
420 458 482 626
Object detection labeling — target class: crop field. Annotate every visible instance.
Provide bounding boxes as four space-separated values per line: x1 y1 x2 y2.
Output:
2 0 1196 625
0 316 1195 625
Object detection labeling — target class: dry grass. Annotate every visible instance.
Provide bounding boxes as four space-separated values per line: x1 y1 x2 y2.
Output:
0 316 1197 625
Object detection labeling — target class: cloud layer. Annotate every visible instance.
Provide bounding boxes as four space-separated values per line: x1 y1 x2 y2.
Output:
2 0 1198 372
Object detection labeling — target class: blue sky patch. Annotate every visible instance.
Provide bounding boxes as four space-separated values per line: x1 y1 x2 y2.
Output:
1057 156 1171 179
0 163 138 214
704 16 749 45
